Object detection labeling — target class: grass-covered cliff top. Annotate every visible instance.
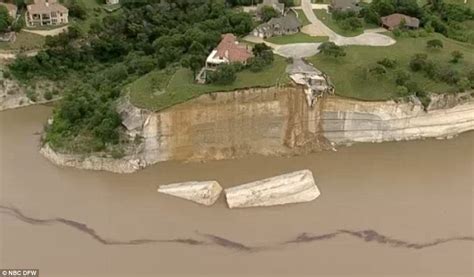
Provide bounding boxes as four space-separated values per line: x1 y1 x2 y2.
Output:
309 33 474 101
128 55 290 111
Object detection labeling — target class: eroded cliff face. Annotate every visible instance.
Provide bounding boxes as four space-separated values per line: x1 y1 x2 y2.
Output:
41 86 474 173
138 87 331 165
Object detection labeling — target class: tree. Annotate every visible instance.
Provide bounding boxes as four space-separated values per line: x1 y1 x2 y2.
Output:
396 85 410 97
395 70 411 85
428 0 444 12
249 57 267 72
361 7 380 25
252 43 274 65
450 50 463 63
426 39 443 49
340 17 363 31
457 77 470 91
409 53 428 71
208 64 237 85
182 54 205 78
318 42 346 58
437 67 460 84
371 0 395 16
260 6 278 22
369 64 387 77
0 6 12 33
377 58 397 68
63 0 87 20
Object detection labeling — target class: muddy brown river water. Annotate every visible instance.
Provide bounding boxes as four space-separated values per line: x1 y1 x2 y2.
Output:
0 105 473 277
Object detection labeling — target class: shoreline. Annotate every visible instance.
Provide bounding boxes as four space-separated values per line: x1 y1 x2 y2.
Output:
39 87 474 174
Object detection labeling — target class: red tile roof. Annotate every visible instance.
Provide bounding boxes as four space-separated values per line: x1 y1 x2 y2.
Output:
214 34 252 63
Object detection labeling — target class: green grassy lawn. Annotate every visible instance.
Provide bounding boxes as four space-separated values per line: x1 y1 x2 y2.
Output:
308 34 474 100
129 56 290 111
295 10 311 26
266 32 328 44
0 31 45 50
313 9 366 37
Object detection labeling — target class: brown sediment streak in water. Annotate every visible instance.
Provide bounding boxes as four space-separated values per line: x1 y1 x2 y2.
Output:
196 232 256 252
284 230 474 250
0 205 207 247
1 205 473 252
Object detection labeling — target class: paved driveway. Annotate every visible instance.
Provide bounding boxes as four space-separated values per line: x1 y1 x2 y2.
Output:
275 43 321 58
301 0 395 46
243 35 321 58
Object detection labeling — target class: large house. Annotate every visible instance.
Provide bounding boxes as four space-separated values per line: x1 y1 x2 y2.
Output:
329 0 361 13
258 0 285 15
381 13 420 30
0 2 17 18
26 0 68 27
253 13 302 38
205 34 253 68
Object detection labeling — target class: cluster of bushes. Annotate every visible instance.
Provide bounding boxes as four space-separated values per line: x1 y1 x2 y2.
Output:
390 67 430 106
409 53 472 91
318 42 346 58
208 64 239 85
208 43 274 85
332 10 364 32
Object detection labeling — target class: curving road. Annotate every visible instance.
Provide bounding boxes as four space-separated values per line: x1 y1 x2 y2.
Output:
301 0 395 46
244 1 396 58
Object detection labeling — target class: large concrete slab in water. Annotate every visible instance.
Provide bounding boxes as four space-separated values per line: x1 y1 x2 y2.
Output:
225 170 320 208
158 181 223 206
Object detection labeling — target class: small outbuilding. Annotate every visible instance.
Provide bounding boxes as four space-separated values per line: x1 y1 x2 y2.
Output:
381 13 420 30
